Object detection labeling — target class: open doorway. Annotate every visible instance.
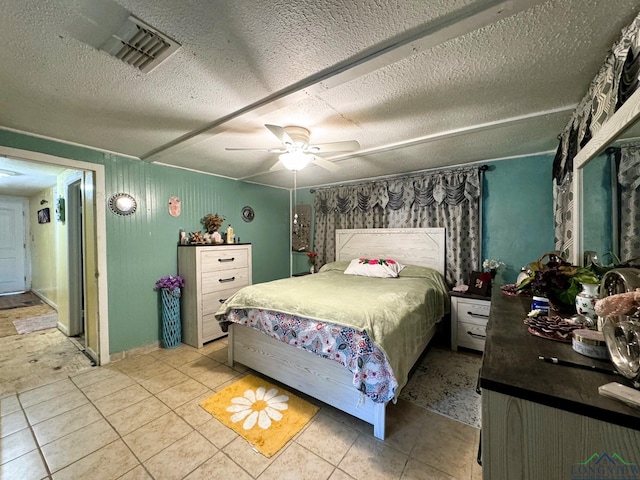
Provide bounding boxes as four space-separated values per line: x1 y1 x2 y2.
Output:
0 146 109 366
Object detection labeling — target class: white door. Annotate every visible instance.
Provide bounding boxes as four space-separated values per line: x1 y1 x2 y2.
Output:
0 197 27 294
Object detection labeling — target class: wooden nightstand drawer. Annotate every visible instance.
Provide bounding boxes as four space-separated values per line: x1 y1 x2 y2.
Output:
451 294 491 352
457 321 487 351
456 300 491 325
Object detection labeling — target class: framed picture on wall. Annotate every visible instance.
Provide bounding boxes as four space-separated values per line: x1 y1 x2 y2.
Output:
467 271 491 296
37 208 51 224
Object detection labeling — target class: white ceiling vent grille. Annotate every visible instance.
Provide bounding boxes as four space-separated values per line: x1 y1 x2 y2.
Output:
99 16 180 73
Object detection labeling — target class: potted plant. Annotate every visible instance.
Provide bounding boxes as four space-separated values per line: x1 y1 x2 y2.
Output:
516 253 599 314
202 213 225 233
306 251 317 273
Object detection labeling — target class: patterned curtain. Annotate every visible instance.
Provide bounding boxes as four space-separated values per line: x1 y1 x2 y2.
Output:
619 144 640 261
553 11 640 257
313 168 482 287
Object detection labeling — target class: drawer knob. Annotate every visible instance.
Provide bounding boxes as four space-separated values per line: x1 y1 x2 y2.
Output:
218 257 235 262
219 276 236 283
467 331 486 339
467 311 489 318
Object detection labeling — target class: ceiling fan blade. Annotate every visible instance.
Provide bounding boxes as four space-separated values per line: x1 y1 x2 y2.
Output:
308 140 360 153
309 154 340 172
225 147 287 153
265 124 294 146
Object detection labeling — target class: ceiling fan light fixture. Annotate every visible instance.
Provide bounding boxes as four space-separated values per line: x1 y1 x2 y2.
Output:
279 151 311 171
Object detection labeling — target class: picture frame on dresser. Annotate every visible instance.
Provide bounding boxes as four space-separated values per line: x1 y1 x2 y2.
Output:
467 271 491 297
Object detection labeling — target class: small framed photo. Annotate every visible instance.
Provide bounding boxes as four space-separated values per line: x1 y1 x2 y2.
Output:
468 271 491 296
37 208 50 224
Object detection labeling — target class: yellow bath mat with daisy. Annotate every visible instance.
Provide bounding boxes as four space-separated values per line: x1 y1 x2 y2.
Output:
200 374 319 457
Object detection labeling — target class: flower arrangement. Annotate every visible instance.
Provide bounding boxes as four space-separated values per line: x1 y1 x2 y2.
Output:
306 251 317 266
482 259 505 271
155 275 185 290
202 213 225 233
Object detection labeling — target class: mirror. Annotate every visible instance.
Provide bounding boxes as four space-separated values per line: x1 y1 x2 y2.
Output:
108 193 137 216
581 149 618 263
572 87 640 265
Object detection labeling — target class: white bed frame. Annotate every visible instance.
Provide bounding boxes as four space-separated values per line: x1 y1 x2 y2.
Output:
227 228 446 439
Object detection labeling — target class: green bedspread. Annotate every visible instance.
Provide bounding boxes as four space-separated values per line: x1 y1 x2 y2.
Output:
215 262 450 393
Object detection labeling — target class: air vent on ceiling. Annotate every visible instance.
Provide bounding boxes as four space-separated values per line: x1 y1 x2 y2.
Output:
99 15 180 73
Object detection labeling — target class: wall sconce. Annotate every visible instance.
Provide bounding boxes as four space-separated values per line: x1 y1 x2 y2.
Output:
56 197 65 222
40 199 48 205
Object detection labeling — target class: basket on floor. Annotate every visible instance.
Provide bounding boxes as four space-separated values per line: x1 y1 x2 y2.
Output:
161 287 182 349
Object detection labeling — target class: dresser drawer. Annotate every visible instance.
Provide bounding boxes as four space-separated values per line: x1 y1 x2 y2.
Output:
457 320 487 351
201 267 249 294
202 286 245 315
456 299 491 326
201 248 248 272
202 313 225 341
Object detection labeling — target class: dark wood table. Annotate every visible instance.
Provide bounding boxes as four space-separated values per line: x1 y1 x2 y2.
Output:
480 288 640 478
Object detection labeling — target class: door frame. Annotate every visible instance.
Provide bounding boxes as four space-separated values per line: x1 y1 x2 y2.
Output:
66 175 84 338
0 146 110 365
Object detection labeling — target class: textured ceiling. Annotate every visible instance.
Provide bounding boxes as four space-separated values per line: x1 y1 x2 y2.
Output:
0 0 639 190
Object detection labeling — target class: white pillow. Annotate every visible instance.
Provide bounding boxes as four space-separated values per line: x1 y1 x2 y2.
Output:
343 258 405 278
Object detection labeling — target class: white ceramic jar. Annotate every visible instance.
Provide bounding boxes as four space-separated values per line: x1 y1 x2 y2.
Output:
575 283 599 320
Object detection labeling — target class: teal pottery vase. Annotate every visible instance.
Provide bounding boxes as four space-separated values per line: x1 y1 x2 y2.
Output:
161 287 182 349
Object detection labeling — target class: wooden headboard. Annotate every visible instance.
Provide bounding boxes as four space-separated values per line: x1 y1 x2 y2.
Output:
335 228 446 275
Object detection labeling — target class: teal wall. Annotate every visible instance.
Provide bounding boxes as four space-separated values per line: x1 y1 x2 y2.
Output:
482 154 555 284
0 130 290 354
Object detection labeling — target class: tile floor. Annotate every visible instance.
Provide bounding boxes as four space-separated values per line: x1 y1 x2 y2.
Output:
1 338 482 480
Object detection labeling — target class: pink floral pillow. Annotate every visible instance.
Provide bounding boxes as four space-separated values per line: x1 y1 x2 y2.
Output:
343 258 405 278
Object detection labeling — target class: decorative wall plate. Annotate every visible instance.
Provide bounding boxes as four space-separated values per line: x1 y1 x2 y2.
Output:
241 206 255 222
109 193 137 216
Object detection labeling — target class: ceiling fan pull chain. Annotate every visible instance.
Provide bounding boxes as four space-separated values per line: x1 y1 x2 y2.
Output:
293 170 299 232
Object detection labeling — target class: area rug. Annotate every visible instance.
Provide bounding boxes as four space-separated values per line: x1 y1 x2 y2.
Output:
13 313 58 334
0 292 43 310
200 374 319 457
400 346 482 429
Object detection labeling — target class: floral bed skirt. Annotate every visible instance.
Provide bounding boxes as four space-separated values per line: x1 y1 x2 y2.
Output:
225 308 398 403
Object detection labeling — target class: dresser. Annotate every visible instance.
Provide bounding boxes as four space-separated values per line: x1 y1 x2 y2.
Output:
450 292 491 352
480 289 640 479
178 244 252 348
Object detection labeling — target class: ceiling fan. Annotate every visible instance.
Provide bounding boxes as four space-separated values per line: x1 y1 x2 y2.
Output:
226 124 360 172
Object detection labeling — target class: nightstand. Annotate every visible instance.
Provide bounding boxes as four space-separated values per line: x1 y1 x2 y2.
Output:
450 292 491 352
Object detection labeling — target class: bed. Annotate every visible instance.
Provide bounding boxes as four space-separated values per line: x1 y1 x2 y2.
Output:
215 228 448 439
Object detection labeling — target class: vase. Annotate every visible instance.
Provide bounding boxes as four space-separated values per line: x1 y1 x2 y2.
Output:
309 264 315 274
161 287 182 349
575 283 599 320
603 315 640 387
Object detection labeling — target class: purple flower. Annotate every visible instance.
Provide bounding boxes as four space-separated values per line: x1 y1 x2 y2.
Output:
155 275 185 290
